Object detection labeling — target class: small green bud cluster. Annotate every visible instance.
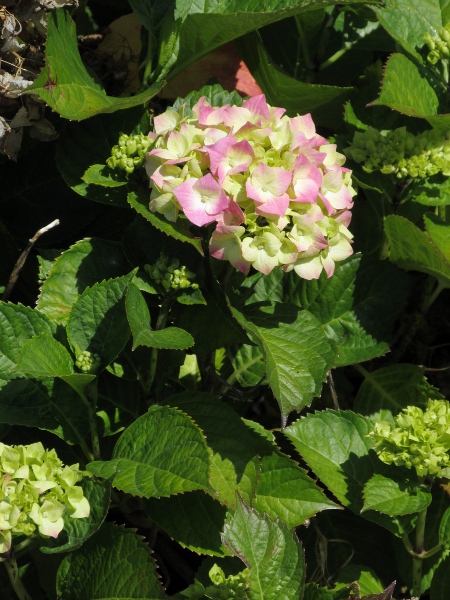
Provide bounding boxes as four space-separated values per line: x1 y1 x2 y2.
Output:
0 442 90 558
346 126 450 179
181 564 249 599
144 253 199 292
369 399 450 478
107 133 153 174
424 24 450 64
75 350 101 374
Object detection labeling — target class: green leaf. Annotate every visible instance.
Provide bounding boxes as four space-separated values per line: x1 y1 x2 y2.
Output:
237 30 352 129
154 0 370 83
55 108 146 206
145 491 230 556
439 507 450 546
222 498 305 600
354 364 440 420
231 302 336 418
285 410 411 536
16 335 74 378
37 238 130 325
404 176 450 207
56 522 166 599
128 191 203 253
252 451 338 527
40 479 111 554
336 564 385 596
425 212 450 260
82 164 128 188
0 303 55 378
172 83 243 113
369 53 439 117
385 215 450 286
126 283 194 350
284 255 412 366
87 405 210 498
374 0 445 61
228 344 266 388
27 10 164 120
362 474 432 516
67 273 135 368
430 555 450 600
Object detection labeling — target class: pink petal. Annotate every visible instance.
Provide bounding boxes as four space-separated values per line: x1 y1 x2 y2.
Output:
243 94 271 123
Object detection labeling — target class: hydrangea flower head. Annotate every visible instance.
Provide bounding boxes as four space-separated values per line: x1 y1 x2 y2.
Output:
146 94 356 280
369 399 450 478
0 442 90 558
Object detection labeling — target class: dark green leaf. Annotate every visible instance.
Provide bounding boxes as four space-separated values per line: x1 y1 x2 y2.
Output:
172 83 243 113
424 212 450 260
362 474 432 516
16 335 74 378
126 283 194 350
56 522 166 599
231 302 336 417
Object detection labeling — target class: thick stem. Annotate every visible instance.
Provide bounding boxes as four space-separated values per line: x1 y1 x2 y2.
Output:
412 505 428 598
4 552 33 600
78 384 100 461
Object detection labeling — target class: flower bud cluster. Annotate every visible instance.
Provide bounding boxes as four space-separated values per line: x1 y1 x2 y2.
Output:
424 24 450 64
145 95 355 280
75 350 101 374
181 564 248 599
346 126 450 179
144 253 199 292
369 399 450 477
0 442 90 558
107 133 153 174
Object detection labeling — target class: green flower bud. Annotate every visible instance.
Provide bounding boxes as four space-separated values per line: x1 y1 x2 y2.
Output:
75 350 101 374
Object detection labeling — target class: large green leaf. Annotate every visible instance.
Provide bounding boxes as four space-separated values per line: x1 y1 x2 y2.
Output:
56 522 166 599
16 335 74 378
87 405 210 497
165 392 337 525
231 302 336 418
228 344 266 388
385 215 450 286
145 491 230 556
40 479 111 554
369 53 450 132
37 238 130 325
67 273 134 368
362 474 432 516
27 10 164 120
222 499 305 600
0 303 55 378
424 212 450 260
237 30 352 128
431 555 450 600
354 364 440 420
126 283 194 350
154 0 370 82
374 0 445 61
284 255 412 366
285 410 413 536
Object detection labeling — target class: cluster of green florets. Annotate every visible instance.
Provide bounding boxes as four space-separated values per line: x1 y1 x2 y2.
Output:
0 442 90 558
369 399 450 478
107 133 153 174
424 23 450 64
144 253 199 292
345 127 450 179
75 350 101 374
181 564 249 599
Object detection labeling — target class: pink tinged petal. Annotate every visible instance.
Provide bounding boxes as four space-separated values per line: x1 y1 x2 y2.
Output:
335 210 353 228
270 106 286 122
206 136 238 175
220 199 245 225
323 186 354 210
210 224 250 273
329 236 354 262
198 104 229 126
153 109 180 135
318 192 336 215
254 193 290 218
203 128 228 145
174 175 230 226
290 114 316 138
243 94 271 123
322 170 343 193
250 163 292 196
292 255 324 280
292 178 320 204
321 253 336 278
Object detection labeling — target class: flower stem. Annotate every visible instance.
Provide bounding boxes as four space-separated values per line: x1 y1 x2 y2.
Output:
4 552 33 600
146 297 170 393
412 505 428 598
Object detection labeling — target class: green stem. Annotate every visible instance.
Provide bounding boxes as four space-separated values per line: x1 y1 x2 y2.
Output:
4 552 33 600
319 47 348 71
294 15 314 78
352 363 370 379
412 505 428 598
146 298 170 392
78 384 101 461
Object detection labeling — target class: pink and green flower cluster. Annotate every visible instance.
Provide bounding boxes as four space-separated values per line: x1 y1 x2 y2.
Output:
146 95 355 280
0 442 90 558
